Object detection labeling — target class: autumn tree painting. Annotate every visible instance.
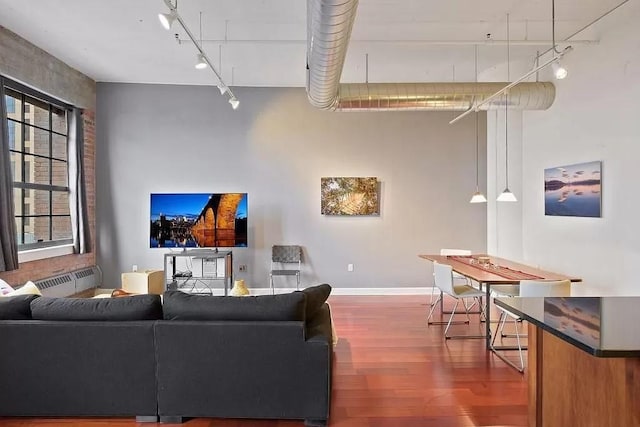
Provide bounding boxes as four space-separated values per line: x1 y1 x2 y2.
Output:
321 177 379 215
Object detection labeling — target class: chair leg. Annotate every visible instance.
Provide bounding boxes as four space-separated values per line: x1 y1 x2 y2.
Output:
444 299 460 338
269 274 275 295
490 311 525 373
491 311 506 348
427 293 469 326
428 287 440 307
444 298 486 340
427 293 442 323
296 272 300 291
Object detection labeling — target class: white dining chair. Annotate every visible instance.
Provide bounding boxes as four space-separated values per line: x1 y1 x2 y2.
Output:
429 249 472 307
491 279 571 372
427 262 486 339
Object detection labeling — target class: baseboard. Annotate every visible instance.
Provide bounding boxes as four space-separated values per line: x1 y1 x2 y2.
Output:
98 286 435 296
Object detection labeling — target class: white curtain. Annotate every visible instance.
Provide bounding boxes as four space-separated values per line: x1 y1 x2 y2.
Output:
0 78 19 271
68 108 91 254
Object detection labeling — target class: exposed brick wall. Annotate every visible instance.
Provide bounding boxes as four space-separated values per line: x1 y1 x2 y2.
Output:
1 25 97 287
0 111 96 286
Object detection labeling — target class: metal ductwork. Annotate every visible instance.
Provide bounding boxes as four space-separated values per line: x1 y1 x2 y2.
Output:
306 0 359 109
306 0 556 112
335 82 555 111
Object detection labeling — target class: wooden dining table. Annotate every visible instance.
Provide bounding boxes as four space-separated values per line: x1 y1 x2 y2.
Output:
418 254 582 349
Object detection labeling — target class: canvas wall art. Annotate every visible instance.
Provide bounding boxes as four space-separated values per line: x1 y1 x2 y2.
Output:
544 161 601 217
321 177 379 215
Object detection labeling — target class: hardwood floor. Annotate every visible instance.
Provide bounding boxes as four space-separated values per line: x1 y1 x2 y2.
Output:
0 295 527 427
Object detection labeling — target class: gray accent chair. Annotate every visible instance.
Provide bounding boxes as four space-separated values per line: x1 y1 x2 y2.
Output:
270 245 302 294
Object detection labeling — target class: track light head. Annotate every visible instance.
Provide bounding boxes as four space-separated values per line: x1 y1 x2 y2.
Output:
217 85 229 95
158 11 176 30
552 61 568 79
229 97 240 110
195 54 207 69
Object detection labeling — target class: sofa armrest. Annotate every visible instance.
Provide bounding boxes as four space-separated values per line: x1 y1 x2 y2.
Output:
306 303 332 345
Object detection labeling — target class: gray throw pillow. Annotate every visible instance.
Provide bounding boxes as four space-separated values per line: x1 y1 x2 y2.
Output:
0 294 40 320
299 283 332 320
31 294 163 321
163 290 306 321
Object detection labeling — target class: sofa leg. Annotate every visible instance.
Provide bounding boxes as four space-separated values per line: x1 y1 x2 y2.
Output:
304 419 327 427
160 416 183 423
135 415 158 423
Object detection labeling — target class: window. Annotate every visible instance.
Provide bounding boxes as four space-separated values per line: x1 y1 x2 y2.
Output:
4 83 72 250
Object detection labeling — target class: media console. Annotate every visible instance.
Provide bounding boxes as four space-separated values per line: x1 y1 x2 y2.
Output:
163 249 233 296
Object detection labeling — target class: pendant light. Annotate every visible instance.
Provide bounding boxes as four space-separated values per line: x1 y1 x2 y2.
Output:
497 14 517 202
470 45 487 204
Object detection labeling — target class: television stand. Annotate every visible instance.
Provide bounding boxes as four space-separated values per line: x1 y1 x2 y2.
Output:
164 249 233 296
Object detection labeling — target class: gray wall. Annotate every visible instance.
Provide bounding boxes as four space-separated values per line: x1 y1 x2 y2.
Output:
96 84 487 290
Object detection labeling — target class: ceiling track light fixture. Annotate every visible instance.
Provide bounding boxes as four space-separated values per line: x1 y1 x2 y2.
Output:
195 53 207 69
158 0 239 109
551 0 567 80
449 1 575 125
470 45 487 204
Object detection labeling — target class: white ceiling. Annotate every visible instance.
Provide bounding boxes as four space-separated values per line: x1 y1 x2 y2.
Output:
0 0 629 87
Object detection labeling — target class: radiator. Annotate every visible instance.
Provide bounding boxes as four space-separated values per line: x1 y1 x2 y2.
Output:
73 266 102 293
33 266 102 297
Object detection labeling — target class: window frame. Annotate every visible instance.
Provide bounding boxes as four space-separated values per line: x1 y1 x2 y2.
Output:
3 77 75 251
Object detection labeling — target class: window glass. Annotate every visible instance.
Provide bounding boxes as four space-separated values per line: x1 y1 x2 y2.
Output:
4 82 72 249
52 107 67 134
24 96 50 130
10 152 21 182
52 134 67 160
7 120 21 150
52 159 68 187
52 190 70 215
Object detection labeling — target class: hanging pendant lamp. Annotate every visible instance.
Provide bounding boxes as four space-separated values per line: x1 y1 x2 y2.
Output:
498 14 517 202
470 45 487 204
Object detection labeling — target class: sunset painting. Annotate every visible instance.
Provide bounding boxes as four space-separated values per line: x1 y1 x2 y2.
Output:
544 161 601 217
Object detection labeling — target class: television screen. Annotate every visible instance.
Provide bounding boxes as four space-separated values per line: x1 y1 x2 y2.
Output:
150 193 248 248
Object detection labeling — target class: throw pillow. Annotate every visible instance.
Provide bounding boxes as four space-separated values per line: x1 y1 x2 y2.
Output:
299 283 332 320
0 294 40 319
0 278 15 296
31 294 163 321
163 290 306 321
3 281 42 297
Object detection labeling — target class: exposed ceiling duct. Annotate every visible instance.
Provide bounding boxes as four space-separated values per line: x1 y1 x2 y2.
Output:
306 0 555 112
335 82 555 111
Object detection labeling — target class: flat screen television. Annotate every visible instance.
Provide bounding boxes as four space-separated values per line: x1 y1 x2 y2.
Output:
150 193 248 248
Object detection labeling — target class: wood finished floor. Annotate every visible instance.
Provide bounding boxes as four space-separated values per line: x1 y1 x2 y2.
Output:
0 296 527 427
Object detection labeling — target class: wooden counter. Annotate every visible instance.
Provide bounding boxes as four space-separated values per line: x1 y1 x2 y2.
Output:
495 297 640 427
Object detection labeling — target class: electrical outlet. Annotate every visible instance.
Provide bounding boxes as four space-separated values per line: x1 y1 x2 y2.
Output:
132 264 138 272
239 265 247 272
347 263 354 272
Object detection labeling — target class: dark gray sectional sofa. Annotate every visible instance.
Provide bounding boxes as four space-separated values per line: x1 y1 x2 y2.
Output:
0 284 333 426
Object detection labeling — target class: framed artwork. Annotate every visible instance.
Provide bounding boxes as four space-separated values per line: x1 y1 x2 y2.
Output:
321 177 379 215
544 161 601 217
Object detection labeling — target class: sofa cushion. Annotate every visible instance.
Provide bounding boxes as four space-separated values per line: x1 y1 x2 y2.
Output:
163 291 306 321
31 294 163 321
0 294 40 320
299 284 332 320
